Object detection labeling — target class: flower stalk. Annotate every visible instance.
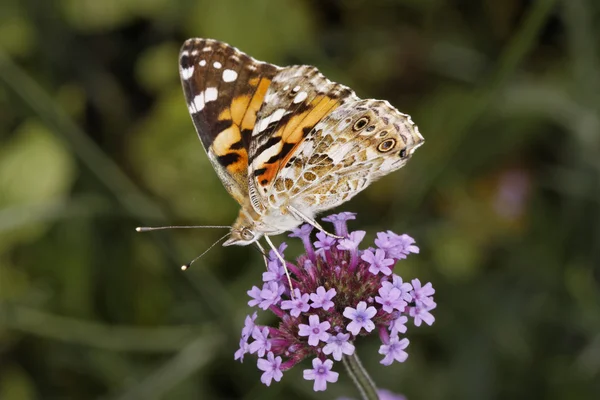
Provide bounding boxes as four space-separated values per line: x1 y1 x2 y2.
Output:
343 351 379 400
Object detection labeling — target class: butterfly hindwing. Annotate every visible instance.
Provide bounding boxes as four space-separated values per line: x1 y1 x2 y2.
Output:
248 65 357 202
179 38 280 204
275 100 424 211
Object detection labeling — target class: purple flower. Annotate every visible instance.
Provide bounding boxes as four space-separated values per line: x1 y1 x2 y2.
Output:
310 286 336 311
343 301 376 335
390 314 408 336
322 333 355 361
259 281 284 310
338 230 366 271
361 248 394 276
298 315 331 346
395 233 420 255
289 223 314 239
248 326 271 357
374 232 395 251
241 312 258 339
289 224 315 262
314 231 336 254
323 212 356 237
337 230 366 252
236 212 435 393
388 275 413 303
409 301 437 327
375 287 406 313
281 289 310 317
247 286 262 308
410 278 435 307
268 242 288 261
375 232 419 259
303 358 339 391
379 335 409 365
257 352 283 386
262 259 285 284
234 338 249 362
391 233 420 259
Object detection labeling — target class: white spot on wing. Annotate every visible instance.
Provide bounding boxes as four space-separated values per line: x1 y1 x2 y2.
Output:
292 85 300 92
204 87 218 102
222 69 238 82
181 65 194 80
256 108 287 133
199 60 206 67
202 46 212 52
192 92 205 113
191 49 198 56
264 91 276 103
293 91 307 104
252 141 283 170
255 117 272 134
271 108 286 123
213 61 222 69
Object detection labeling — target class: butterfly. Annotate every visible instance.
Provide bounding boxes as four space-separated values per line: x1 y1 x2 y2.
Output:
179 38 424 252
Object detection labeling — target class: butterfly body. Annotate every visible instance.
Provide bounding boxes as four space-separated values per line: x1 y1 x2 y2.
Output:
179 38 424 246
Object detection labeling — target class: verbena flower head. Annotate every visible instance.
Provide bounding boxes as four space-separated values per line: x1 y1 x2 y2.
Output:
237 212 436 393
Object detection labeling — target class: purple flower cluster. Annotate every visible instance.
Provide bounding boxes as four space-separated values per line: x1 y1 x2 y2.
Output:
235 212 436 392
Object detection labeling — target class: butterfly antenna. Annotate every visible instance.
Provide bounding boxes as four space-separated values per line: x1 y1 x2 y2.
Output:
181 232 232 271
136 225 231 232
254 241 270 271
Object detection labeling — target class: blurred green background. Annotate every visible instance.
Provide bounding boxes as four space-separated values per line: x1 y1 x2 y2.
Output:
1 0 599 399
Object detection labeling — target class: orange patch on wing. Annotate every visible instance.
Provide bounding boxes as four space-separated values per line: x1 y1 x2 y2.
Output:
241 77 271 132
218 108 232 121
218 95 253 126
278 95 342 166
257 162 280 187
226 152 248 175
211 125 248 176
230 95 252 125
276 95 339 144
254 95 343 188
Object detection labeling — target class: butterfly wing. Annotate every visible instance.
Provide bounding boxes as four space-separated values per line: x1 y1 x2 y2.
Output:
179 38 280 205
247 65 358 207
275 99 425 212
250 83 425 214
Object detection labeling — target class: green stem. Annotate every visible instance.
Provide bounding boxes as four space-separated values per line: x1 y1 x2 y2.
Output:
343 350 379 400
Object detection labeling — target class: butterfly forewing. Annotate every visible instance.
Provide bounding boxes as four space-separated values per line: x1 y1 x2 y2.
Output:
179 38 280 204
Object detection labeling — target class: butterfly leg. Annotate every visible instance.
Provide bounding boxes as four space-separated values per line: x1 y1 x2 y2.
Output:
287 205 344 239
264 235 296 299
254 241 270 270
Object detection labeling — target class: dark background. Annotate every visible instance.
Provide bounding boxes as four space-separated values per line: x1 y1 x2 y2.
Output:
1 0 599 399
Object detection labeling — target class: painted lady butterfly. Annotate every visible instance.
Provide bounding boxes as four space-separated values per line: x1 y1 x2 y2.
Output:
179 38 424 252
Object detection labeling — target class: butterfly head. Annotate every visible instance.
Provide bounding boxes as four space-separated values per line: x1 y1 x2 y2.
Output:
223 209 261 246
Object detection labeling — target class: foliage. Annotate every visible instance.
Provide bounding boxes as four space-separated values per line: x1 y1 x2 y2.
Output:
1 0 599 399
